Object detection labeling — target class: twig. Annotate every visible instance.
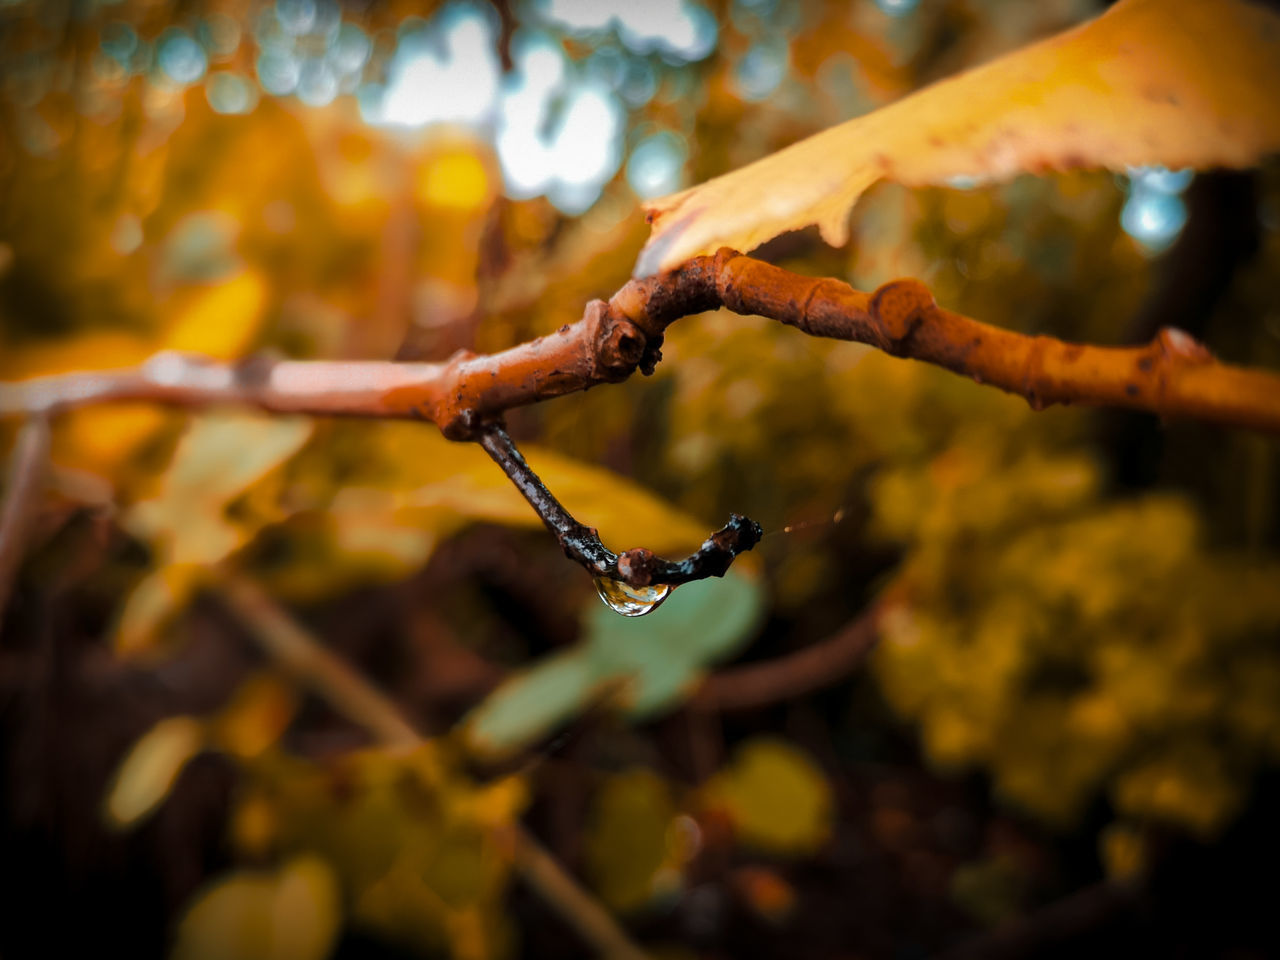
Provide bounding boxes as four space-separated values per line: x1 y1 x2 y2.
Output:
477 420 761 587
0 417 51 625
221 576 420 748
4 251 1276 434
218 574 650 960
694 604 882 711
511 822 651 960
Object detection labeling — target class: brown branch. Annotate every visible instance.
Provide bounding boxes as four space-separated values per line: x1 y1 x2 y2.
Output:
3 252 1277 589
0 417 51 626
477 420 761 587
219 575 650 960
694 604 882 712
4 251 1276 433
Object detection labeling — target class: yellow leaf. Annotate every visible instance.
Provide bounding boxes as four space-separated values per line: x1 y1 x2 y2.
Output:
116 413 311 653
638 0 1280 274
701 737 832 856
114 564 200 657
584 768 678 912
418 149 492 211
104 714 206 828
164 269 269 358
173 855 341 960
211 673 299 759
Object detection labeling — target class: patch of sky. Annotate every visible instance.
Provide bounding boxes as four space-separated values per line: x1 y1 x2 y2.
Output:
1122 166 1193 255
733 36 788 101
157 28 207 85
1126 166 1192 253
367 2 501 127
206 71 258 115
539 0 717 61
257 48 301 96
876 0 921 17
627 130 687 199
496 30 623 213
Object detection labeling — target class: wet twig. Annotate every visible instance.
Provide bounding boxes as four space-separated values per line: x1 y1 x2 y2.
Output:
477 420 761 588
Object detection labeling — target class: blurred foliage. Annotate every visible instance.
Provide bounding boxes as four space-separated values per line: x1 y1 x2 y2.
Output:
2 1 1280 959
464 568 762 760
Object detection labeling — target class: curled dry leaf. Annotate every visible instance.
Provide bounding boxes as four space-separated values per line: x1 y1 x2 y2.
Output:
637 0 1280 276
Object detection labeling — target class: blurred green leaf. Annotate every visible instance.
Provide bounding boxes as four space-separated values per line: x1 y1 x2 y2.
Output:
462 569 762 760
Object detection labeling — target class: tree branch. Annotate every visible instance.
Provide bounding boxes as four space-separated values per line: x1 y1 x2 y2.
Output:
5 251 1275 433
3 252 1277 589
694 604 882 712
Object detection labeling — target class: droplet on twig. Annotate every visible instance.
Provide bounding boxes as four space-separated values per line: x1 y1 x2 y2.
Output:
593 576 672 617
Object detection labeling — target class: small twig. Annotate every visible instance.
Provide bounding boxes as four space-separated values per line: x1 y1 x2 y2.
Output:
477 420 761 588
219 574 650 960
694 605 882 711
511 823 651 960
0 417 51 625
221 576 420 748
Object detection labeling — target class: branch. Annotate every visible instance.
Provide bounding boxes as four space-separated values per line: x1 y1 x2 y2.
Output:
3 252 1277 589
219 575 650 960
694 604 882 712
477 421 761 587
5 251 1276 434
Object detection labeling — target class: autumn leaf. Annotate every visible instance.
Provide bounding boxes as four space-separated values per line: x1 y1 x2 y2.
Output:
117 412 312 654
700 737 833 857
104 715 206 829
637 0 1280 275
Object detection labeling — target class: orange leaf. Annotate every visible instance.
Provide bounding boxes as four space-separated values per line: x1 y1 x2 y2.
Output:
637 0 1280 275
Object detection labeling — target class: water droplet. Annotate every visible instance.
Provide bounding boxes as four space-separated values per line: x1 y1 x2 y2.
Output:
593 577 672 617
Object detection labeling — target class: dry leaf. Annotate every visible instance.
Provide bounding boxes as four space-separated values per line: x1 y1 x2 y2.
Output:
637 0 1280 275
700 737 833 856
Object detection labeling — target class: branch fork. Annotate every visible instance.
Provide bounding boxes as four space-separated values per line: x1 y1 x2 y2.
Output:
476 420 761 589
4 250 1279 591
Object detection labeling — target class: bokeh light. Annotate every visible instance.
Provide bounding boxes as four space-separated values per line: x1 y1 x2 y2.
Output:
1122 166 1193 254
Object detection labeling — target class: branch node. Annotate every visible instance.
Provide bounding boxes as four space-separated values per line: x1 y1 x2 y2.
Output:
870 278 934 352
712 247 745 313
587 300 648 381
477 421 760 588
1156 326 1213 365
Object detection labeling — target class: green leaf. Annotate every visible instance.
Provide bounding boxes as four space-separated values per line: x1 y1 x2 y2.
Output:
582 568 763 717
461 570 763 760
